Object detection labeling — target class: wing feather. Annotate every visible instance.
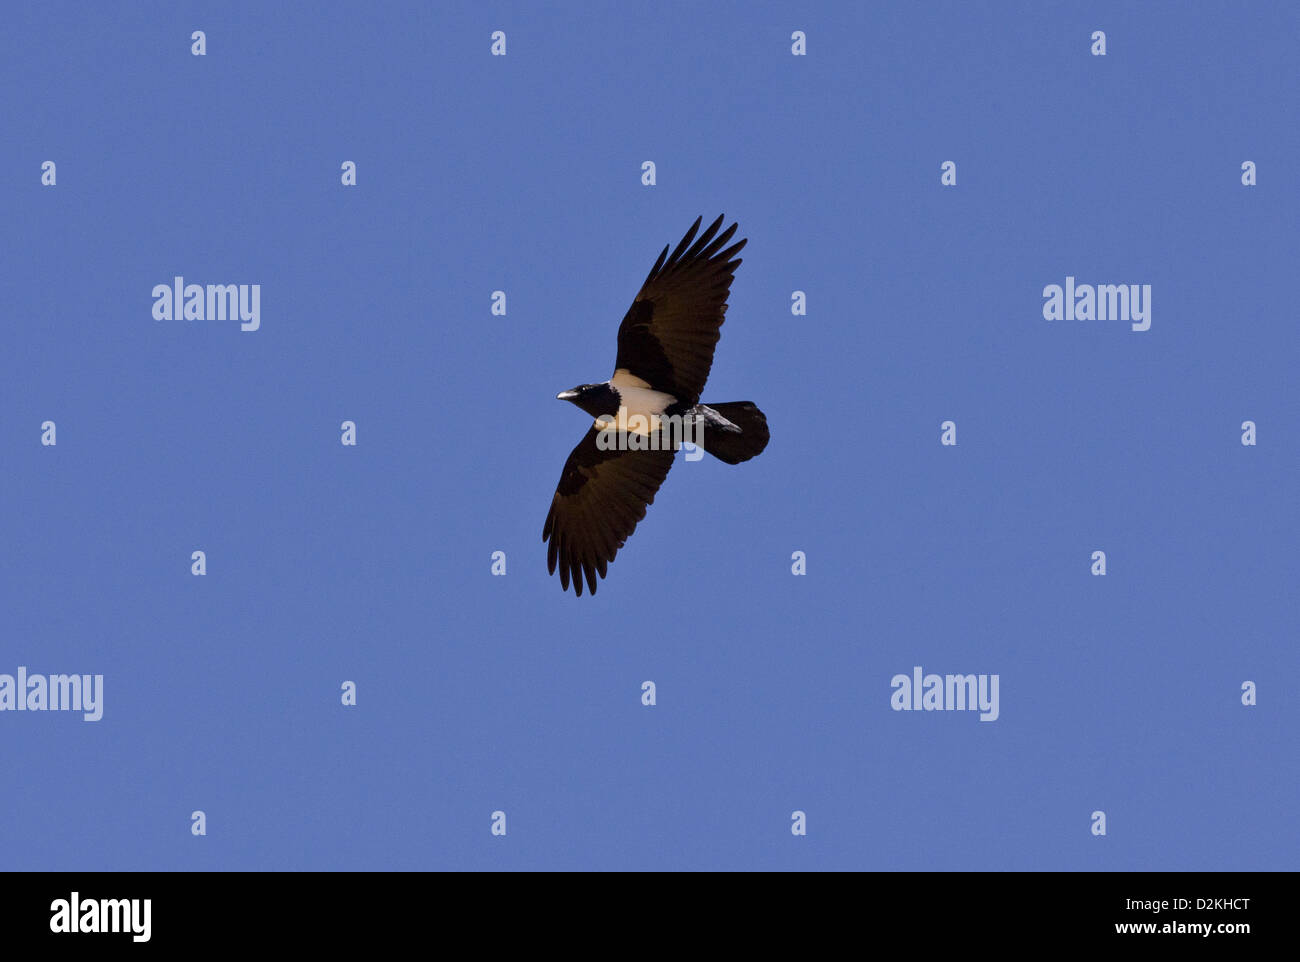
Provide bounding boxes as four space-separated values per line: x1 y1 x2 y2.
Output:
614 215 747 406
542 427 676 596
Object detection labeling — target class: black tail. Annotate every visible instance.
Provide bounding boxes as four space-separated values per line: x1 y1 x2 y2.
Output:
698 402 769 464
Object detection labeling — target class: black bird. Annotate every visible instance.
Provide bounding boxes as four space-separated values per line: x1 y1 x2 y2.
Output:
544 215 770 596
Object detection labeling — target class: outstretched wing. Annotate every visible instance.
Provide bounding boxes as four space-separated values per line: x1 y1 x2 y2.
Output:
542 427 676 596
614 215 746 406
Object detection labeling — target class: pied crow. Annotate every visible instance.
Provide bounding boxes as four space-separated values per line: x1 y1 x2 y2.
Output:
544 215 770 596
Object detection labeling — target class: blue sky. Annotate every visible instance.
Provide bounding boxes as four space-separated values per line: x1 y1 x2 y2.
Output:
1 1 1295 870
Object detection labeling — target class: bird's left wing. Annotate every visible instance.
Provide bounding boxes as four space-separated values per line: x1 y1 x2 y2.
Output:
542 426 676 596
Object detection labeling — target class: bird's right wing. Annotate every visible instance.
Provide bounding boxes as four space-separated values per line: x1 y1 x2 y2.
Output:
542 426 676 596
614 215 747 407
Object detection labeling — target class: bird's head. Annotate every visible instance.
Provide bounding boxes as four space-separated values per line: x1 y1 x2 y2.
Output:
556 382 620 420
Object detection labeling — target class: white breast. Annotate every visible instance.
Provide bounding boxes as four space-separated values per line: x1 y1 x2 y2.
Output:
606 369 677 435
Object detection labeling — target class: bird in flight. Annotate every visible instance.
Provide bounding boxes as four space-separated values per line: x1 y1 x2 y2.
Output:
544 215 770 596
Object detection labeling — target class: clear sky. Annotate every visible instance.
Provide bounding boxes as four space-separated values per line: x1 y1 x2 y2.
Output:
2 1 1295 870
